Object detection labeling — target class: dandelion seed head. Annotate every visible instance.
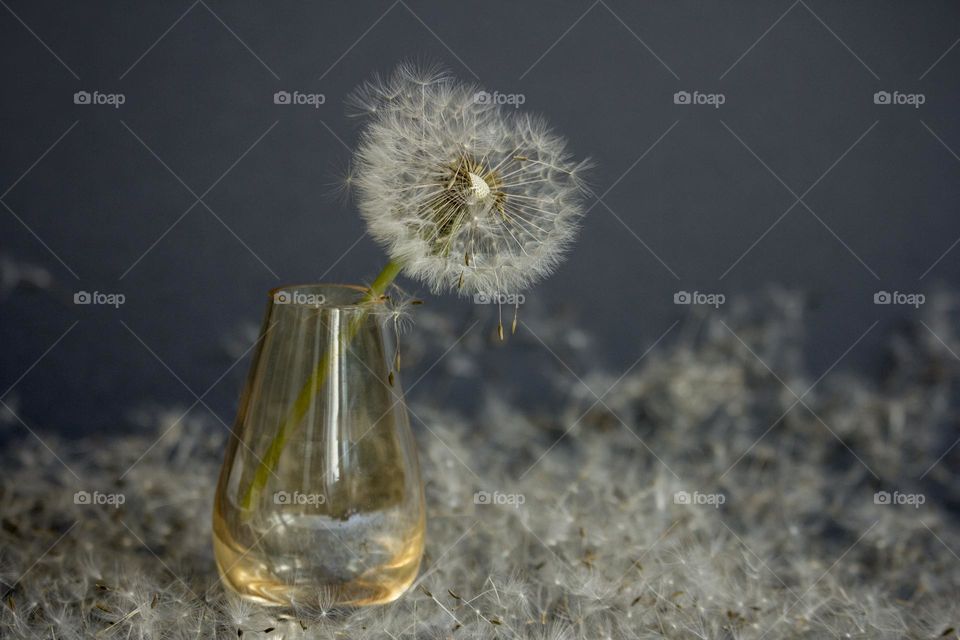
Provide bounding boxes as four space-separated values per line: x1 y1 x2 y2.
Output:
349 64 590 296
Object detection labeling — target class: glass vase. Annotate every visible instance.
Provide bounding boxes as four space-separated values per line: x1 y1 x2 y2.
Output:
212 284 425 607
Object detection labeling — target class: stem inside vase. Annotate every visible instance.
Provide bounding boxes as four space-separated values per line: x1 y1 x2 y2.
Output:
239 260 403 513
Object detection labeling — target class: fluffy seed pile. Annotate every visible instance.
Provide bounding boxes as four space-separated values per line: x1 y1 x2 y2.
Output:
349 63 591 297
2 290 960 639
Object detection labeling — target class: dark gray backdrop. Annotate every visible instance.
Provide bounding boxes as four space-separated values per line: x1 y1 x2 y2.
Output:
2 1 958 435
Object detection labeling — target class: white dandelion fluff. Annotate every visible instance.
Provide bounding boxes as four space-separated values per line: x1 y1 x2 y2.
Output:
349 63 591 298
4 291 960 637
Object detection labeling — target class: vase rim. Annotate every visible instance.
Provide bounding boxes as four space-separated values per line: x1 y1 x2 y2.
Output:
268 283 384 309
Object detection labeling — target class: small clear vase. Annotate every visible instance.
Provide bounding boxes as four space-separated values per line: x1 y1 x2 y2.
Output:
212 284 425 607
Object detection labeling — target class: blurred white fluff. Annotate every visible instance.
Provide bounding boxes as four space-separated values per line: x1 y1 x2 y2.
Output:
0 253 52 299
1 290 960 638
349 63 591 297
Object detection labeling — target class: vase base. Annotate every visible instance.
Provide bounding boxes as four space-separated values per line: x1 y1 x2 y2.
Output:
212 512 423 608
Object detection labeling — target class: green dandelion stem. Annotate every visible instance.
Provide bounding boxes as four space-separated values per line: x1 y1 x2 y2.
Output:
239 259 403 513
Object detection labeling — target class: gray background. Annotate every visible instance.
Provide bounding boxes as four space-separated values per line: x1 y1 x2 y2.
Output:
1 0 958 435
